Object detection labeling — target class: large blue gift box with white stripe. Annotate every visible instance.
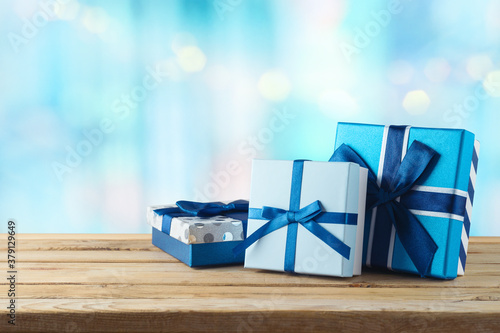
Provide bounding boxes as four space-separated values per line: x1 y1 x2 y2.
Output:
331 123 479 279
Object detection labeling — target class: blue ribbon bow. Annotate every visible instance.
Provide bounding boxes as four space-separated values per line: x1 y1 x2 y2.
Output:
233 200 351 265
330 140 439 276
233 160 354 272
175 200 249 217
153 200 249 235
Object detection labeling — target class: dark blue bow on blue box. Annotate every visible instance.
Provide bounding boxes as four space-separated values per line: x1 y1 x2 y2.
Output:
331 141 438 276
331 123 478 279
154 200 249 235
149 200 249 267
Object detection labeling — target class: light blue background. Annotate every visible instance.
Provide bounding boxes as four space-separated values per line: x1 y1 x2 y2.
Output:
0 0 498 235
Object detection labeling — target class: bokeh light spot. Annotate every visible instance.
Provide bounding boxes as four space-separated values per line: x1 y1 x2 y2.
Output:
176 46 207 73
257 70 291 101
466 55 493 81
55 0 81 21
402 90 430 115
82 7 109 34
483 70 500 97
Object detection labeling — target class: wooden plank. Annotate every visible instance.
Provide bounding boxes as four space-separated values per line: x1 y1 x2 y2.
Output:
11 250 179 263
0 240 159 252
6 261 500 275
1 262 499 288
3 284 499 301
11 298 500 313
2 299 499 333
8 249 500 264
2 236 499 252
10 233 151 240
467 236 500 243
3 311 500 333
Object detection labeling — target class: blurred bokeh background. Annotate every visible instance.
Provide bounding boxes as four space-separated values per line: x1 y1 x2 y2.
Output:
1 0 499 234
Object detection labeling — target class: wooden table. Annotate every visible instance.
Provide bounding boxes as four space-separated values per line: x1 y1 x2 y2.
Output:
1 234 499 332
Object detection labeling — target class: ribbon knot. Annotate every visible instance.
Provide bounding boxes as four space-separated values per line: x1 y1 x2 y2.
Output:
286 211 297 223
375 188 396 207
222 203 235 210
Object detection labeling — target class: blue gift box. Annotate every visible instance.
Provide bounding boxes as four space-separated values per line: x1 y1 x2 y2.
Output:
331 123 479 279
146 200 248 267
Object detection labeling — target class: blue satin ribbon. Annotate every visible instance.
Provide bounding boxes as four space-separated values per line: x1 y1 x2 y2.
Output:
153 200 249 236
232 160 354 272
330 127 443 277
175 199 249 217
248 208 358 225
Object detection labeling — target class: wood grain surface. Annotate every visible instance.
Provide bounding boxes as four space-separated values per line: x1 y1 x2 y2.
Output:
1 234 499 332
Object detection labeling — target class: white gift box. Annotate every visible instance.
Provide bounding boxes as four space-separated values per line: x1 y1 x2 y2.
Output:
147 205 244 244
243 160 368 277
